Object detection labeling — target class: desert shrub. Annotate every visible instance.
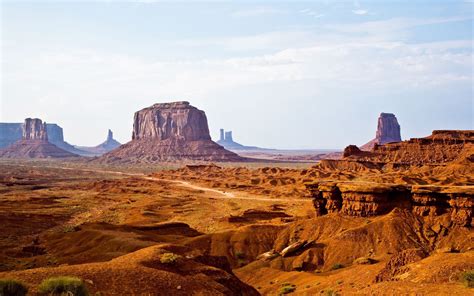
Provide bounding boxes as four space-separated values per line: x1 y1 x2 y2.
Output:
38 276 88 296
331 263 344 270
0 279 28 296
460 270 474 288
279 283 296 294
353 257 376 265
325 289 338 296
160 252 180 264
234 251 245 259
336 280 343 285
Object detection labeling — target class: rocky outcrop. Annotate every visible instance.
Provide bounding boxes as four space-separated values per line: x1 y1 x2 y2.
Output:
347 130 473 165
97 102 242 163
0 122 91 155
0 118 79 159
306 182 473 226
361 113 402 151
22 118 48 140
132 101 211 141
76 129 121 156
0 123 23 148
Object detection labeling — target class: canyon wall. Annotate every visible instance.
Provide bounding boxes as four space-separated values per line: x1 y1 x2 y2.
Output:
306 182 473 227
347 130 473 165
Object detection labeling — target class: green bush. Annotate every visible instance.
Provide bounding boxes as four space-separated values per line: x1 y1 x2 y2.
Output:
159 252 180 264
0 279 28 296
460 270 474 288
279 283 296 294
331 263 344 270
38 276 88 296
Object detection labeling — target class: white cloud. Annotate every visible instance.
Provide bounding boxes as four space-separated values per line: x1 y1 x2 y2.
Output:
352 9 368 15
299 8 324 19
232 7 285 17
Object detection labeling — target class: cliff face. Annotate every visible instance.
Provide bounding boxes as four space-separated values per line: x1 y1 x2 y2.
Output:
97 101 241 163
362 113 402 151
0 123 23 148
0 122 91 156
0 118 78 158
132 101 211 141
22 118 48 141
306 182 473 227
346 130 473 165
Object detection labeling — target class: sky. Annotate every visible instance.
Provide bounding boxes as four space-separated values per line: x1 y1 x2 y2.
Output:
1 0 473 149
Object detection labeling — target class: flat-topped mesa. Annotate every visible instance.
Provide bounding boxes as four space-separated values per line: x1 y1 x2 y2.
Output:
22 118 48 141
361 113 401 151
132 101 211 141
0 118 79 158
306 182 473 226
96 101 242 163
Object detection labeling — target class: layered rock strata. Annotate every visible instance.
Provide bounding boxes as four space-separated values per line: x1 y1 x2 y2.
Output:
361 113 402 151
97 101 242 163
345 130 474 165
306 182 473 226
0 118 78 158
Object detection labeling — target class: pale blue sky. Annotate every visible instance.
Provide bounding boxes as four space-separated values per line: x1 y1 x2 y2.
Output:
1 0 473 148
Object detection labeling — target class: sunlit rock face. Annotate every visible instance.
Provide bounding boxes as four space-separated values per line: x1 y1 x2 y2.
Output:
97 101 242 163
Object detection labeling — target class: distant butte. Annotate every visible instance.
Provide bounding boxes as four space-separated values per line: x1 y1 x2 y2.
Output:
96 101 242 163
0 118 79 158
361 112 402 151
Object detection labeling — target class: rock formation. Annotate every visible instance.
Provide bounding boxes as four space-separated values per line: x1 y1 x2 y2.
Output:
76 129 121 156
216 129 269 151
97 101 242 163
0 118 79 158
0 122 92 156
361 113 402 151
0 123 23 148
22 118 48 140
306 181 473 226
345 130 473 165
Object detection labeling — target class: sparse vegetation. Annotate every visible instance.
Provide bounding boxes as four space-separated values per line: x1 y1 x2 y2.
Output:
460 270 474 288
38 276 88 296
336 280 343 285
279 282 296 294
159 252 180 264
62 225 78 233
235 251 245 259
353 257 376 265
0 279 28 296
331 263 344 270
325 289 338 296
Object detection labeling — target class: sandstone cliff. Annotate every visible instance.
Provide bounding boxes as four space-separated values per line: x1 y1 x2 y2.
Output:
361 113 402 151
97 102 242 163
22 118 48 140
345 130 473 165
306 181 473 227
0 118 79 159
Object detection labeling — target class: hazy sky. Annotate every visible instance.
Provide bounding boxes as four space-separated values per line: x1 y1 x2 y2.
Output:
1 0 473 149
